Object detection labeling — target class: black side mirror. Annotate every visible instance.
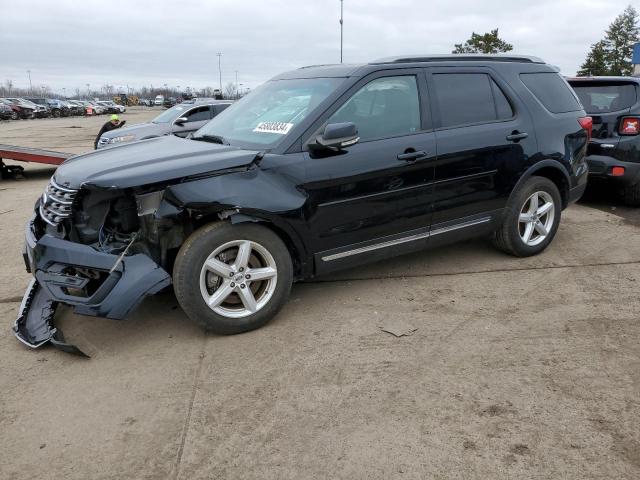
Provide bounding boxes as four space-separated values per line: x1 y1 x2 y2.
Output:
313 122 359 151
175 116 188 125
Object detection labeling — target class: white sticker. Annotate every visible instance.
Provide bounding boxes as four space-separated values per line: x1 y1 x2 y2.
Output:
253 121 294 135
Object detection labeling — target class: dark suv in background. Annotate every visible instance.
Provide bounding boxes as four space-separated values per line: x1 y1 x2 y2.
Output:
16 54 590 353
568 77 640 205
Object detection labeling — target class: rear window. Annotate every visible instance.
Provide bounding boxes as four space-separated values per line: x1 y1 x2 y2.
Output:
520 72 581 114
570 83 637 114
433 73 513 128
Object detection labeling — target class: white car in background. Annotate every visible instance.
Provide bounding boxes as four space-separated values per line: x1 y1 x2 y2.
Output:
97 100 126 113
154 95 164 106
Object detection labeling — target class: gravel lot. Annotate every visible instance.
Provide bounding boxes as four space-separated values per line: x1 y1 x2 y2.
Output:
1 108 639 479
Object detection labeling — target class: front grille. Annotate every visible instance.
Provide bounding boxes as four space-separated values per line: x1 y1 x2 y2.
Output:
97 136 109 148
39 177 79 226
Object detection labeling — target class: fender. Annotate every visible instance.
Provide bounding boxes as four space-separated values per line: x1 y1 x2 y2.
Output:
161 168 311 277
509 159 571 207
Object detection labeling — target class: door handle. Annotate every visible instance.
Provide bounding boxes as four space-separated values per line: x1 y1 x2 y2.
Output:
506 132 528 142
397 150 428 162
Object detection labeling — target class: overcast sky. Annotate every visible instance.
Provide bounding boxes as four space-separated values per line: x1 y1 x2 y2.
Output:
0 0 631 94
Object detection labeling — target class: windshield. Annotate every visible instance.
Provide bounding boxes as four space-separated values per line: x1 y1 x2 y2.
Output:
572 83 637 113
152 104 192 123
193 77 345 149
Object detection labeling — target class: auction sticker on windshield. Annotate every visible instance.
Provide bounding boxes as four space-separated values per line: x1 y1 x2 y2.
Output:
253 122 294 135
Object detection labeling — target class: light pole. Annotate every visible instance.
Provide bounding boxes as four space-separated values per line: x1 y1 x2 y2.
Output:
339 0 344 63
235 71 239 99
86 83 90 99
62 87 66 98
239 83 244 99
27 70 32 93
216 52 222 91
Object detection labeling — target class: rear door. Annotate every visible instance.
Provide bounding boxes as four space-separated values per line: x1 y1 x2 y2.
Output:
426 68 536 233
569 80 639 161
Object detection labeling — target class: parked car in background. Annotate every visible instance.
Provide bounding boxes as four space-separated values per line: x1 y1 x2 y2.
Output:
154 94 164 105
45 99 70 117
97 99 232 148
61 100 83 116
163 97 177 108
1 98 36 119
0 102 13 120
569 76 640 205
24 98 52 118
97 100 126 113
138 98 152 106
16 54 591 350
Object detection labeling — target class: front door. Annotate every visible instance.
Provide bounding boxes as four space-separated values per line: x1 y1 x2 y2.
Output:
301 70 437 273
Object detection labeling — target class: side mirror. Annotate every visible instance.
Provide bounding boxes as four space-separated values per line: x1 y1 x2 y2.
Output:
175 116 188 125
313 122 359 150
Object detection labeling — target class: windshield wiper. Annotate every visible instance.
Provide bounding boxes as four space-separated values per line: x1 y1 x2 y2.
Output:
192 134 227 145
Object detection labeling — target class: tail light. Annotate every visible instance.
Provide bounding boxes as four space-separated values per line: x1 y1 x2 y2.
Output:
578 116 593 141
620 117 640 136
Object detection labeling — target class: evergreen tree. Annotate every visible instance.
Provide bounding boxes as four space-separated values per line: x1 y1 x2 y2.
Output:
577 5 639 76
605 5 639 75
452 29 513 54
577 40 610 76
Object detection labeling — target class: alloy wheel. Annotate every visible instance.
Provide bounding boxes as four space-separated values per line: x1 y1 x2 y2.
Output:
199 240 278 318
518 191 555 247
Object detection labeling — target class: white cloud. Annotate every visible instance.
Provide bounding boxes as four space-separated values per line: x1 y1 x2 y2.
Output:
0 0 630 93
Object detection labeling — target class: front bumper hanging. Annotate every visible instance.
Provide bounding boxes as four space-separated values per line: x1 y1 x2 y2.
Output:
14 217 172 355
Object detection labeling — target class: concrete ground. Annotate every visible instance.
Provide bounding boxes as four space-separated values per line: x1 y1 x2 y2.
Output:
1 109 639 479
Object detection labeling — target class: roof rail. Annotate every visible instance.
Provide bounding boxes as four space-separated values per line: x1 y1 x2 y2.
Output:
370 54 545 65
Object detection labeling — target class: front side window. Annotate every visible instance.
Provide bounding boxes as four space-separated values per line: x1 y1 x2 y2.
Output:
194 77 345 149
184 106 210 122
433 73 512 128
328 76 421 141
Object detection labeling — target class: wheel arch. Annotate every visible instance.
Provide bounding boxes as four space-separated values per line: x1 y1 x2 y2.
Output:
512 160 571 209
189 211 309 281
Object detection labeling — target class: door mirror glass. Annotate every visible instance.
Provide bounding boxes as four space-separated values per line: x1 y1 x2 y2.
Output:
313 122 359 150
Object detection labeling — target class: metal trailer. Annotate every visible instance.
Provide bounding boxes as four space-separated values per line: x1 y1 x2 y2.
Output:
0 144 70 178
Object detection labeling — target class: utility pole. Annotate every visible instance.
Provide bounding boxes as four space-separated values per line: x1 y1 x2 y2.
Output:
27 70 32 93
340 0 344 63
235 70 238 99
216 52 223 91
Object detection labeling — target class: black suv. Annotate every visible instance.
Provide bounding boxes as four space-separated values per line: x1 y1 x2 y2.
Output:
16 55 590 352
568 77 640 205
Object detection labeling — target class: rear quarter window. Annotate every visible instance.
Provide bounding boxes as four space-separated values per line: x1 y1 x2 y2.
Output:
520 72 581 114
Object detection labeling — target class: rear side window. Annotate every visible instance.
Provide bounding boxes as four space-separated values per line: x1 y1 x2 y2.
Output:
433 73 513 128
520 72 581 113
570 83 637 114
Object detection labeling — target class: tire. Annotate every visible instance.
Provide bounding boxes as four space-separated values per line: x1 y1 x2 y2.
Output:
173 222 293 334
623 183 640 206
492 176 562 257
10 111 18 120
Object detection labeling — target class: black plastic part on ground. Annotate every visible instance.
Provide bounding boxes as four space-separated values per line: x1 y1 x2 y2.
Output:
13 279 89 357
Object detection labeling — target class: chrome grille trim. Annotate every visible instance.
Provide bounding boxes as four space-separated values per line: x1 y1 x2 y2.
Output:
39 177 79 226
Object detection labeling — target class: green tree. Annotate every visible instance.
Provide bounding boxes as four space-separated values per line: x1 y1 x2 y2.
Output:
577 5 639 76
452 29 513 54
577 40 610 76
605 5 639 75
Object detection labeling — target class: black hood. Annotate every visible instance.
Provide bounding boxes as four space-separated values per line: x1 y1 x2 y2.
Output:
54 136 260 189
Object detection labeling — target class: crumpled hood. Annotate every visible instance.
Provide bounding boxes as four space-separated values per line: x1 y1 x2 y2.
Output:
55 135 260 189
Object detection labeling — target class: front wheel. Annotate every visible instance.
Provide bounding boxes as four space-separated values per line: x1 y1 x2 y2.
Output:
492 176 562 257
173 222 293 334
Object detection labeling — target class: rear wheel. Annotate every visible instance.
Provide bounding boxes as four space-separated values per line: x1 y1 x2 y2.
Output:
10 111 18 120
493 176 562 257
173 222 293 334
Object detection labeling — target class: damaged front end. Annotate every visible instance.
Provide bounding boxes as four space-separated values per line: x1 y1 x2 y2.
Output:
14 178 173 355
